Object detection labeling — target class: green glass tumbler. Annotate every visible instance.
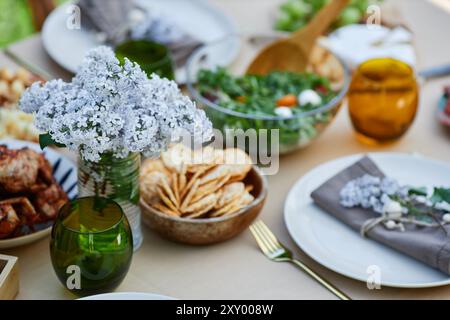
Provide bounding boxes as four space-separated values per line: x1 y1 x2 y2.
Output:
115 40 175 80
50 197 133 296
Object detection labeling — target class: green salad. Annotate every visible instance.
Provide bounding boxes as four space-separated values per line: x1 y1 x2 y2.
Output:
275 0 382 33
196 68 340 153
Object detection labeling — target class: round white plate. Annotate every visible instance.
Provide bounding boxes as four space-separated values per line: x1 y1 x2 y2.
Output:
42 0 240 83
0 139 77 249
79 292 176 300
284 152 450 288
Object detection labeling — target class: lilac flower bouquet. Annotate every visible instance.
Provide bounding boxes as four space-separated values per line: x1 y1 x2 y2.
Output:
19 46 213 249
20 46 212 162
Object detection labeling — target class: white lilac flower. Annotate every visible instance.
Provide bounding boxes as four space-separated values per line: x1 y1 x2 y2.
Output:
340 174 408 215
19 46 212 162
380 177 401 195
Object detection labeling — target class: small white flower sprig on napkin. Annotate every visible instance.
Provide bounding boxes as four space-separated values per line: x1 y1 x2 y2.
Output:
19 46 213 162
340 174 450 236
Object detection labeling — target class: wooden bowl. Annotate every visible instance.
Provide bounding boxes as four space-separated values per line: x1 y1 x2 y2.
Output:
140 166 268 245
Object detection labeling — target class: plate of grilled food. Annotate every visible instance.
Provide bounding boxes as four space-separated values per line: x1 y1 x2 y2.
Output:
0 139 77 249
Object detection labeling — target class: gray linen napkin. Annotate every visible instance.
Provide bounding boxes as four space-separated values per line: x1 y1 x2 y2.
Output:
311 156 450 275
78 0 133 45
78 0 203 68
129 9 203 68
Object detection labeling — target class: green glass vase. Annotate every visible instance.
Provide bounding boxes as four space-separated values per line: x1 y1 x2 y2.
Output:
77 152 142 250
50 197 133 296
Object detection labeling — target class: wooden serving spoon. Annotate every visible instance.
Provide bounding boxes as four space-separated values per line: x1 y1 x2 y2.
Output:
247 0 349 75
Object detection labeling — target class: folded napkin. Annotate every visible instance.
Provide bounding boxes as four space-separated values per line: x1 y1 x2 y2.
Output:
78 0 133 45
129 9 203 68
78 0 203 68
311 156 450 275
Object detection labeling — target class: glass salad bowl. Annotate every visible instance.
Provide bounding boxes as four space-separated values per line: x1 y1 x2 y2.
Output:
186 35 350 155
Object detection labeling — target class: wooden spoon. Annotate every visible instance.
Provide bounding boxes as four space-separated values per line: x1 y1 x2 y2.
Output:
247 0 349 75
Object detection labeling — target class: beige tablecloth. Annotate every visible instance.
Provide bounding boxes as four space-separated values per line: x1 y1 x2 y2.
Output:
2 0 450 300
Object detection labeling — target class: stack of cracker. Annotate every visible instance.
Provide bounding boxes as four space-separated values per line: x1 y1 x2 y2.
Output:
140 144 255 219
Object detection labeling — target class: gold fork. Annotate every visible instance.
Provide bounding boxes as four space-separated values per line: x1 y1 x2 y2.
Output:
249 220 351 300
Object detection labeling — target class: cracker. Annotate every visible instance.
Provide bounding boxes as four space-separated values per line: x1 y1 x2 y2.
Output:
141 158 167 177
141 144 256 221
161 143 191 173
181 165 214 199
180 179 200 211
157 187 178 213
140 171 170 205
172 172 179 205
222 148 252 180
178 163 187 192
214 189 223 201
187 164 212 174
212 191 254 217
190 146 216 166
216 182 245 208
199 165 229 185
210 197 240 217
224 192 255 216
184 203 215 219
223 148 252 166
191 173 230 204
159 177 179 208
152 203 179 217
183 193 218 218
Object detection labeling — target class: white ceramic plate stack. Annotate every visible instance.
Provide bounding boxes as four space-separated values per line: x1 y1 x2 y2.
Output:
284 153 450 288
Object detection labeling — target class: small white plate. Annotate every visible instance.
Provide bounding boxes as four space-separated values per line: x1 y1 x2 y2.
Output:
79 292 176 300
284 152 450 288
0 139 77 249
42 0 240 83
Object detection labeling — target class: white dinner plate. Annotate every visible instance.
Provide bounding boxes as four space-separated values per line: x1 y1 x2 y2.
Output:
0 139 77 249
284 152 450 288
42 0 240 83
79 292 176 300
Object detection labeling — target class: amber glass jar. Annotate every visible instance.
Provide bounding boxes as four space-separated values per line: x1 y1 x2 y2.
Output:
348 58 419 144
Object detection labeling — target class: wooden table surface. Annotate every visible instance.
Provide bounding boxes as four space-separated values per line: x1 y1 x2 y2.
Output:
2 0 450 300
